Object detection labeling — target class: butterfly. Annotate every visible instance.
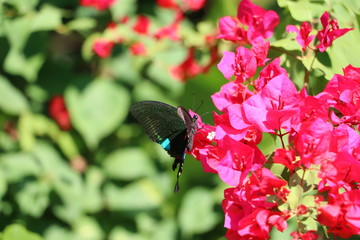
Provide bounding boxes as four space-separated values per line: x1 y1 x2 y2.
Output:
130 101 198 192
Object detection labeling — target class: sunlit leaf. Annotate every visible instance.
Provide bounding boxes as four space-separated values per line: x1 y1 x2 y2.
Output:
0 75 29 115
178 188 219 236
66 80 130 149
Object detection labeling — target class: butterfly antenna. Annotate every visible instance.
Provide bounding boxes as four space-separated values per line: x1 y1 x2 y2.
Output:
194 100 204 113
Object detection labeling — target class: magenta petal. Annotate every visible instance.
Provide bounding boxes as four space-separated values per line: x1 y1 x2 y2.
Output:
218 152 241 186
243 74 299 132
228 104 251 130
218 51 236 80
217 16 242 42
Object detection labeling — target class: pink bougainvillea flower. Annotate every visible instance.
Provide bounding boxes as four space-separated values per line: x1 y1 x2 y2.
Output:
236 74 300 133
251 38 270 67
155 24 180 40
80 0 116 11
317 123 360 192
183 0 207 11
317 190 360 238
93 39 114 58
132 15 150 35
49 95 71 131
189 112 218 173
217 136 265 186
217 16 248 44
222 169 288 239
316 11 353 52
273 149 298 173
218 46 257 82
320 65 360 127
156 0 206 11
156 0 178 9
130 42 147 56
218 0 279 45
254 57 287 91
290 231 319 240
237 0 279 41
214 112 249 142
286 22 315 51
293 118 334 167
170 48 202 81
211 81 254 112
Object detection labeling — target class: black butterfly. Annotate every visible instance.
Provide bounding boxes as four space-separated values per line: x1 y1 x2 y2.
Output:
130 101 198 192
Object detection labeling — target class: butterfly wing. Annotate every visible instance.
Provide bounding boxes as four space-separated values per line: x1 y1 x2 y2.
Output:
130 101 187 158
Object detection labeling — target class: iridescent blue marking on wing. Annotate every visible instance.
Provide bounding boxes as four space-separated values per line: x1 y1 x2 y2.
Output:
160 138 171 150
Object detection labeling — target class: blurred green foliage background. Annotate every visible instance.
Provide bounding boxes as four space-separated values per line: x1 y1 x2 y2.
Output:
0 0 236 239
1 0 360 239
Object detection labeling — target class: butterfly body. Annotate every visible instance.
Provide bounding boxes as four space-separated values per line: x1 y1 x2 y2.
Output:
130 101 197 192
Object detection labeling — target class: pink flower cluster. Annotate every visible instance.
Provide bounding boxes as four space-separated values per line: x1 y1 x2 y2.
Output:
89 0 217 82
217 0 279 45
157 0 206 11
287 11 352 52
80 0 116 11
190 1 358 239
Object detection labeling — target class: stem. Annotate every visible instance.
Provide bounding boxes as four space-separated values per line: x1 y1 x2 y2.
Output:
278 128 286 149
304 50 319 90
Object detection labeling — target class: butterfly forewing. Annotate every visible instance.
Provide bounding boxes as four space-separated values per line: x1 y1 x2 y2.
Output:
130 101 186 145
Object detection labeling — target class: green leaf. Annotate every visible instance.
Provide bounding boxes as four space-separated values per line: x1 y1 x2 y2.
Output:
110 0 137 20
303 56 334 80
136 214 176 240
0 174 7 202
73 217 104 240
66 80 130 149
82 167 104 213
0 75 29 115
30 142 84 223
3 0 39 13
279 0 327 21
328 30 360 74
0 152 40 182
3 17 31 51
102 148 156 180
67 18 97 32
287 185 303 210
43 225 75 240
178 188 219 236
150 220 176 240
104 180 164 211
271 39 302 52
2 224 43 240
31 5 62 31
109 51 142 85
300 195 316 209
4 48 44 82
15 180 50 217
109 227 147 240
147 63 184 96
152 40 188 65
300 216 318 232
